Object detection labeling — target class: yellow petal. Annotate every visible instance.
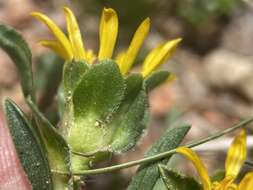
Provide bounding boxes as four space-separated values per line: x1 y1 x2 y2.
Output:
176 147 211 190
142 43 164 69
213 176 236 190
98 8 118 60
238 172 253 190
225 130 247 178
142 38 182 77
63 7 86 61
86 49 96 64
40 40 71 60
31 12 73 60
225 184 238 190
115 51 126 69
119 18 150 75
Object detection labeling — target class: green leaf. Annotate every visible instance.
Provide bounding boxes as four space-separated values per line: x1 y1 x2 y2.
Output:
127 125 190 190
145 71 171 92
0 25 34 99
63 60 89 95
27 98 72 190
4 99 53 190
59 60 90 136
68 59 125 153
211 170 225 182
157 165 201 190
36 53 63 112
152 178 169 190
108 74 149 152
57 84 65 118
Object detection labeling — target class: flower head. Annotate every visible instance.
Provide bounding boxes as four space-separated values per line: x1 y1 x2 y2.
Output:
176 130 253 190
31 7 181 77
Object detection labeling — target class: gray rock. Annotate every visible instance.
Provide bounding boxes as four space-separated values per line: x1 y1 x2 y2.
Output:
204 49 253 100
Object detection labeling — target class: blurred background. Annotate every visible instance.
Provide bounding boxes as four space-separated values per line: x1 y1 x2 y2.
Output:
0 0 253 189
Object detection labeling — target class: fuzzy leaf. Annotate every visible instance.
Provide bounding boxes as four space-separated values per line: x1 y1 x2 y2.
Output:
27 98 72 190
59 60 89 135
68 59 125 153
0 25 34 99
57 84 65 118
127 125 191 190
108 74 148 152
157 165 201 190
4 99 53 190
145 71 171 92
63 60 89 95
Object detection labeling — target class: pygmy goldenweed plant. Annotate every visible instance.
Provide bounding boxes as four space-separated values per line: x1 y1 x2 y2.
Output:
0 6 253 190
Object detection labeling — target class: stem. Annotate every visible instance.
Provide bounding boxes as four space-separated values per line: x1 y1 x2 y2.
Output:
53 117 253 176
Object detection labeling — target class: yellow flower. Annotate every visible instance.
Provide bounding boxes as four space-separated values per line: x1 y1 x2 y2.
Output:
31 7 181 77
176 130 253 190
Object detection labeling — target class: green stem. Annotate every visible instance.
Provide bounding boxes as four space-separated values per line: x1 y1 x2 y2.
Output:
53 117 253 176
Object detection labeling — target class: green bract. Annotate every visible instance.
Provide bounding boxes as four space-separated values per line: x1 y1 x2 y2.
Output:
59 59 151 171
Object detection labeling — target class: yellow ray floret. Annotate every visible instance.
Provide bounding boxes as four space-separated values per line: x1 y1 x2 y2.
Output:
176 147 211 190
142 38 182 77
118 18 150 75
40 40 70 60
176 130 249 190
64 7 86 61
85 49 96 64
238 172 253 190
98 8 118 60
212 176 235 190
225 130 247 178
31 12 73 60
32 6 181 79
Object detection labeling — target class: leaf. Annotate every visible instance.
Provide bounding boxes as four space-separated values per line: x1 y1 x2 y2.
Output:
152 178 169 190
127 125 191 190
27 98 72 190
36 53 63 112
211 170 225 182
57 84 65 118
108 74 149 152
0 25 34 99
63 60 89 95
68 59 125 153
157 165 201 190
4 99 53 190
59 60 90 136
144 71 171 92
